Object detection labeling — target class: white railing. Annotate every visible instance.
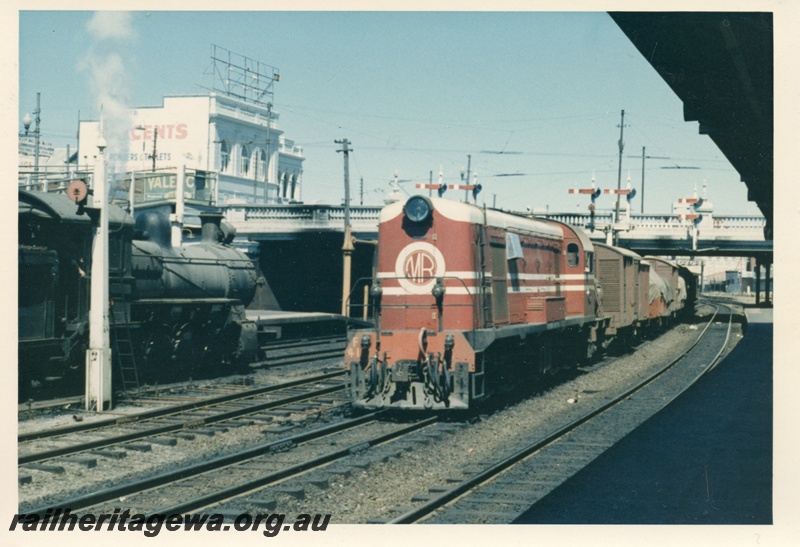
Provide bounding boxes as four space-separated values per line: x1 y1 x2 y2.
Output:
224 204 767 244
535 211 766 240
225 203 384 234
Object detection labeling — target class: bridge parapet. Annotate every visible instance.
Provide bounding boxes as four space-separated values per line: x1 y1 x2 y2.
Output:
222 202 767 252
539 212 767 242
225 203 383 235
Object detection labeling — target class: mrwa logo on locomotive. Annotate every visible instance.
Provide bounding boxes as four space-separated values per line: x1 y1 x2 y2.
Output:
395 242 446 293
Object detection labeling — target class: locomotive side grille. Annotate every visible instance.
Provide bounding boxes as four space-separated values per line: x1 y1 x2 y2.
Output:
526 299 544 311
599 259 621 312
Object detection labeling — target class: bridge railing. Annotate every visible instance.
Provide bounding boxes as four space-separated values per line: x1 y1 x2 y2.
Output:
224 202 766 242
538 211 766 240
225 203 384 233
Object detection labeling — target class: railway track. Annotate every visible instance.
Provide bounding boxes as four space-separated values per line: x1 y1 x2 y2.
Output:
18 303 739 524
255 335 347 369
21 413 452 516
17 335 350 412
18 371 347 467
385 303 734 523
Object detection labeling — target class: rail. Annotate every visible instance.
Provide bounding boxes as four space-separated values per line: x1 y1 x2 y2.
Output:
389 303 734 523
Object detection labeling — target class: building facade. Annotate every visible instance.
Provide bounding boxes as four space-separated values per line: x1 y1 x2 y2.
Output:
77 93 304 205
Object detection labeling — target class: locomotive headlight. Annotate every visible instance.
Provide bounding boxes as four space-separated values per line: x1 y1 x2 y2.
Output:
403 196 433 223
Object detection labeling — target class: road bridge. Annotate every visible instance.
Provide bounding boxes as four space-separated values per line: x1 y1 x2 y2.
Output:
222 201 770 258
221 200 773 308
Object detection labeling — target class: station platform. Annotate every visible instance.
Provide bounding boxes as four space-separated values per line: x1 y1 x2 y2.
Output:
514 307 773 525
246 309 371 340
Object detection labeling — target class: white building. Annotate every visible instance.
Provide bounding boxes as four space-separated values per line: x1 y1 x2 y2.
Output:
77 92 304 205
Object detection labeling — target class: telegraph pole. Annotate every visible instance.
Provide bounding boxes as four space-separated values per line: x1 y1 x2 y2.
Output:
628 148 670 214
336 138 354 316
614 109 625 243
21 93 42 190
264 102 272 203
614 110 625 223
640 146 646 214
33 93 41 189
151 127 158 171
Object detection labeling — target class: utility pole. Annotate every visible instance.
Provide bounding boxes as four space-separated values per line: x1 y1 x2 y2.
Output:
33 93 41 189
151 127 158 171
640 146 646 214
614 109 625 243
21 93 42 190
336 138 354 316
628 148 669 214
461 154 472 202
264 102 272 203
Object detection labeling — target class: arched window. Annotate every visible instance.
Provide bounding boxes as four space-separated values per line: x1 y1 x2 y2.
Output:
257 149 266 181
281 172 289 198
240 144 250 175
220 140 230 173
290 174 298 201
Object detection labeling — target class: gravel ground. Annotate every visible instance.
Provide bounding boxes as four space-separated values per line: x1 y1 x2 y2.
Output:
18 301 743 522
246 307 741 523
17 362 345 511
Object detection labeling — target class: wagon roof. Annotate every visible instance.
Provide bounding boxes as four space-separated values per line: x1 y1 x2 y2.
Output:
595 241 643 260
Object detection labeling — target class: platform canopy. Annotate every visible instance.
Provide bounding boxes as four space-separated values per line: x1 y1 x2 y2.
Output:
610 12 773 240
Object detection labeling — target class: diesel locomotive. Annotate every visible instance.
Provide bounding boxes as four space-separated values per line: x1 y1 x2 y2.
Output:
344 195 693 410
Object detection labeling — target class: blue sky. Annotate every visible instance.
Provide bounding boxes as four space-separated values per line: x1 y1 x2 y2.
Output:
16 9 768 215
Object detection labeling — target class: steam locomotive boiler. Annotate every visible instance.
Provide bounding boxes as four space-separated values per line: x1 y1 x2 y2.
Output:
127 209 258 378
18 189 258 400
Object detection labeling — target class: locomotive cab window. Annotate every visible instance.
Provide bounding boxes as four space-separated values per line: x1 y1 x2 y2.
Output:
585 251 594 273
566 243 580 268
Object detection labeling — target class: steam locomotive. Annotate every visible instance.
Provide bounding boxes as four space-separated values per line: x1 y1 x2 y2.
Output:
344 195 694 410
18 189 258 401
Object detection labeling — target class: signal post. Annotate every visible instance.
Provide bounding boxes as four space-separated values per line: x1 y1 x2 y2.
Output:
86 131 112 411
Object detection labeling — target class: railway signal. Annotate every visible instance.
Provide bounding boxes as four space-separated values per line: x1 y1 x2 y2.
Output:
86 122 112 412
448 183 482 203
416 182 447 198
604 187 637 203
569 184 602 232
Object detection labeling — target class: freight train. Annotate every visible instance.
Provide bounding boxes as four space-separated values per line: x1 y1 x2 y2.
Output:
18 189 258 401
344 195 695 410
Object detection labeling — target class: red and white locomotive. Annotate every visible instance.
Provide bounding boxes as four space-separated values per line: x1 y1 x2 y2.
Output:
344 195 691 410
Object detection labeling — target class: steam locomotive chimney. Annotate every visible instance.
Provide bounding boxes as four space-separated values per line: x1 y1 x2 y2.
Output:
199 211 224 244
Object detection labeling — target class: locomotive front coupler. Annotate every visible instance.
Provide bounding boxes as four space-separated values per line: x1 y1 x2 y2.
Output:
444 334 454 368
